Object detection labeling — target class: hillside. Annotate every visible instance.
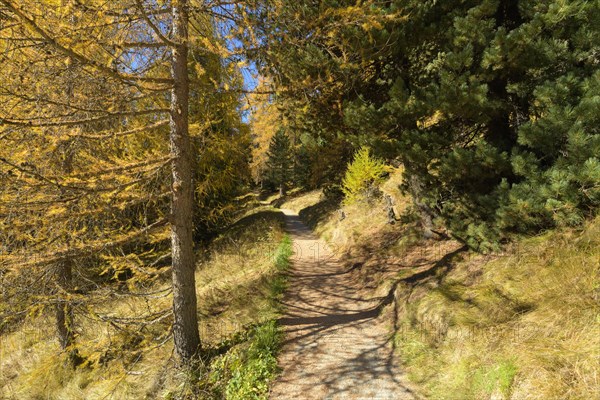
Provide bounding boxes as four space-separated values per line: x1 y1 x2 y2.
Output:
3 175 598 399
280 173 600 399
1 1 598 399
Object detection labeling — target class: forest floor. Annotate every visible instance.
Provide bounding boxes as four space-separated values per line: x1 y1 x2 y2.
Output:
269 209 416 400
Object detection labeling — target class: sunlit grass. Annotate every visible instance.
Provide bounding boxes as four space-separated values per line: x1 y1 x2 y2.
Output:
395 218 600 399
0 208 291 399
207 235 292 400
279 189 323 213
284 169 599 400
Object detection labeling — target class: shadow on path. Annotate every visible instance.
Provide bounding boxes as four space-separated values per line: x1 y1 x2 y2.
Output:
269 209 416 400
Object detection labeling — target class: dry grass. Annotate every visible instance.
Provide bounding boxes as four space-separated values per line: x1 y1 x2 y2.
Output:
279 189 323 214
0 208 287 400
395 218 600 399
280 167 412 258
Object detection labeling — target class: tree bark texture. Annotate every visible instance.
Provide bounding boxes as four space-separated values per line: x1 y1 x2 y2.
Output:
169 0 201 363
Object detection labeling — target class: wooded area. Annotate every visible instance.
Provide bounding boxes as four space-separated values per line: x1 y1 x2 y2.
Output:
1 0 598 399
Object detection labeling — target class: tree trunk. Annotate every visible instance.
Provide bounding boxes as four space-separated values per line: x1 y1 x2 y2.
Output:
408 174 434 239
56 260 74 349
55 258 83 366
56 123 78 361
385 194 397 224
170 0 201 363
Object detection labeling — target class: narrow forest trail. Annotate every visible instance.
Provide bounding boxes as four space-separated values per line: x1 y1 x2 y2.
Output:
269 209 416 400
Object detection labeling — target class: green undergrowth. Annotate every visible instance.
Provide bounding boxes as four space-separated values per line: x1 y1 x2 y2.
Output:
0 209 293 399
395 218 600 399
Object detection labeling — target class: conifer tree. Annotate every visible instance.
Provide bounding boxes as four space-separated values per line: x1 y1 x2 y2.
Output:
266 128 292 196
248 79 281 189
1 0 173 361
293 144 313 189
0 0 251 364
248 0 600 249
342 147 386 205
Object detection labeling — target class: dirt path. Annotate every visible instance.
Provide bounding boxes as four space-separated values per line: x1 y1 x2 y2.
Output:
269 209 416 400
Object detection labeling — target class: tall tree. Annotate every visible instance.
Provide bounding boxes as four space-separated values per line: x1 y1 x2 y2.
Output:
266 128 292 196
190 30 253 239
248 79 281 188
169 0 201 362
0 0 256 363
1 0 173 360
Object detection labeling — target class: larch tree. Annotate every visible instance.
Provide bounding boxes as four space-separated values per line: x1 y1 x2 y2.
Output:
1 0 173 362
248 79 281 188
189 18 252 239
167 0 200 363
0 0 248 364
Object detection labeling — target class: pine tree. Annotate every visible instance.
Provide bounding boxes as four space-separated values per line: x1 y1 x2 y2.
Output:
266 129 292 196
293 144 313 189
249 0 600 249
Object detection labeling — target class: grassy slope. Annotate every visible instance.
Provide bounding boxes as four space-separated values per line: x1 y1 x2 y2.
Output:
0 208 292 400
396 219 599 400
282 170 600 400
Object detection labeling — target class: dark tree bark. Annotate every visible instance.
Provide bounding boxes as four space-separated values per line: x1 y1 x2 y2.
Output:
487 0 522 154
55 137 82 365
169 0 201 363
55 260 74 349
408 174 434 239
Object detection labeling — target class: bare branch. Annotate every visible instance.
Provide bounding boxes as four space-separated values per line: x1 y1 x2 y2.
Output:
134 0 177 47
